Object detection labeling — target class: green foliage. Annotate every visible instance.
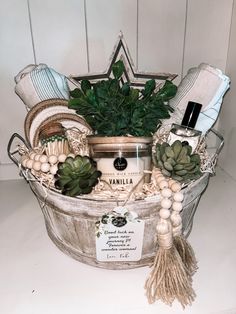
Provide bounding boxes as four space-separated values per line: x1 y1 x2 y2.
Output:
68 60 177 136
55 155 101 197
112 60 125 79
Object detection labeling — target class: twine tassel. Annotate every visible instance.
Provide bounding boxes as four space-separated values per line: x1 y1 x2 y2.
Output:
174 235 198 276
145 219 195 308
171 193 198 276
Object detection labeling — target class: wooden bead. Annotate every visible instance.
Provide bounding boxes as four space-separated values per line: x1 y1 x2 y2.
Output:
48 155 58 165
50 165 58 175
155 174 164 181
58 154 67 163
161 198 172 209
159 208 170 219
32 161 41 171
34 154 41 161
29 152 36 160
172 202 183 212
170 213 182 226
159 180 168 189
171 182 181 192
161 188 172 198
26 159 34 169
173 192 184 202
157 176 165 184
41 162 50 173
39 155 48 163
168 179 176 187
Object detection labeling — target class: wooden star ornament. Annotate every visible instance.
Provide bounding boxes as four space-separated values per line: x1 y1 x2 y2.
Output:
69 33 177 90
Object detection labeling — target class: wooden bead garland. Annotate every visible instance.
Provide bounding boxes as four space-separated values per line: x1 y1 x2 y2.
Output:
153 169 184 226
158 172 197 274
20 150 72 176
155 170 185 241
145 168 196 308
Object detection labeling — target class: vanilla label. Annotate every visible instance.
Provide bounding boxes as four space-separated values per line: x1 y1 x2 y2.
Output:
94 156 151 188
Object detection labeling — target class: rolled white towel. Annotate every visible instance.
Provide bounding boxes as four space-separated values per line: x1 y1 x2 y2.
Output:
15 64 70 109
167 63 230 134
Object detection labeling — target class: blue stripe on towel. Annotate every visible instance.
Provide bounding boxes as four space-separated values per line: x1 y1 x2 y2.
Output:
30 66 68 101
30 69 45 101
45 68 65 99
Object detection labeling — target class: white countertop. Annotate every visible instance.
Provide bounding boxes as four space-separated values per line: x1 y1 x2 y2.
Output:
1 167 236 314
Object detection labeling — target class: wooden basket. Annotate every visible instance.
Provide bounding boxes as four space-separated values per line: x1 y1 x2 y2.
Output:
7 130 224 269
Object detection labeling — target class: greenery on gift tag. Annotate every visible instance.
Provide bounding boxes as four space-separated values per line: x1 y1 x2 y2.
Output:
55 155 101 197
153 140 202 182
68 60 177 137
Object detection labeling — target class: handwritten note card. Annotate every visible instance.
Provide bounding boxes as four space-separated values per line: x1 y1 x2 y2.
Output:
95 207 144 262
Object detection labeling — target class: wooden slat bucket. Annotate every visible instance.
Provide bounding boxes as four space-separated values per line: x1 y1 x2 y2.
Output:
7 130 223 270
27 172 209 269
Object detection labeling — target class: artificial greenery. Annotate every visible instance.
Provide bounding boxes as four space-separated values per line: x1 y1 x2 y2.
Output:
55 155 101 197
68 60 177 137
153 140 202 182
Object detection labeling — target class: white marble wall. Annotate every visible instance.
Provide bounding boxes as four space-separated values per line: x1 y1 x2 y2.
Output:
0 0 234 179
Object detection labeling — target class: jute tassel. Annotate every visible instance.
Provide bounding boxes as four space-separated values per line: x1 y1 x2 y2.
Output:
170 188 198 275
145 216 195 307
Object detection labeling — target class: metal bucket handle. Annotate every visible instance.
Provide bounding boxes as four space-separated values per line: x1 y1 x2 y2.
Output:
7 133 30 180
208 128 224 168
7 133 29 165
210 128 224 156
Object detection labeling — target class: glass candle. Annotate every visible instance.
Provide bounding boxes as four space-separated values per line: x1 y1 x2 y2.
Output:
87 136 153 190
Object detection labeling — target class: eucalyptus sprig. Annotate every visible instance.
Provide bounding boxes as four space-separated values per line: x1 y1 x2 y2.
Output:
69 60 177 137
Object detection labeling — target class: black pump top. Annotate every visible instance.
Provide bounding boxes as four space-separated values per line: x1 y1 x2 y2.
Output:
181 101 202 128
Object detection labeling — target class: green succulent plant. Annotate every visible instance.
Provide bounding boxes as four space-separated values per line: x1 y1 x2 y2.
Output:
153 140 202 182
55 155 101 197
68 60 177 137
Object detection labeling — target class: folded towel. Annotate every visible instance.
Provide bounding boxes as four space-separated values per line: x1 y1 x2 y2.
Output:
15 64 70 109
167 63 230 134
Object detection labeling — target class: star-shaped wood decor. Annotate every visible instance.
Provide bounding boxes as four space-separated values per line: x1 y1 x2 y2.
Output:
69 33 177 90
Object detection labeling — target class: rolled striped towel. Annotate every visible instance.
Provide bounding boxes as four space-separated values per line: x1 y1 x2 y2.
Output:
15 64 70 109
164 63 230 134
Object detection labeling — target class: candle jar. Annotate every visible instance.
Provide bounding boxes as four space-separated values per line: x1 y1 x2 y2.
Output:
87 136 153 190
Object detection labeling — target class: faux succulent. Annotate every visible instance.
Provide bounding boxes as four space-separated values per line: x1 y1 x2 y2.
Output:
68 60 177 137
153 140 202 182
55 155 101 197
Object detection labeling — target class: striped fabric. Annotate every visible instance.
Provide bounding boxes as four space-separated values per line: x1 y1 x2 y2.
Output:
15 64 69 109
